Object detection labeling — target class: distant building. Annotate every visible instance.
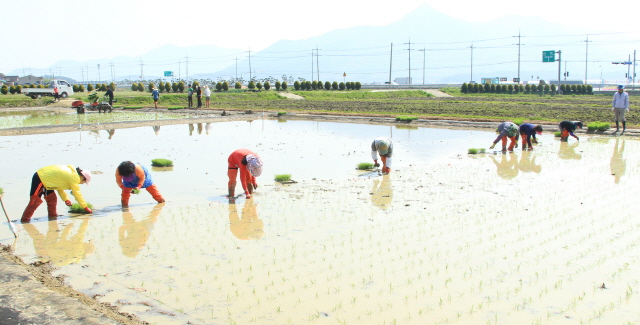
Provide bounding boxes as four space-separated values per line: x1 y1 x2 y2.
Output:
0 73 19 86
18 75 44 86
394 77 412 85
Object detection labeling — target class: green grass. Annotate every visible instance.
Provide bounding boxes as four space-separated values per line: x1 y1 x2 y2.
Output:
395 115 419 122
0 93 54 108
275 174 292 182
357 162 374 170
292 90 433 100
587 121 610 132
151 159 173 167
69 203 93 213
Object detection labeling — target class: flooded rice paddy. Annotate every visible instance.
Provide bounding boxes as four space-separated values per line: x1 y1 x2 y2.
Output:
1 119 639 324
0 110 190 129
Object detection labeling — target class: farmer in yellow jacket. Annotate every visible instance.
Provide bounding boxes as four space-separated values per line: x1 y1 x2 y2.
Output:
21 165 93 223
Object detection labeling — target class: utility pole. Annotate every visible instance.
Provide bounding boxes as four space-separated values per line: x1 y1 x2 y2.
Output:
185 56 189 82
316 46 320 82
81 67 85 83
513 30 524 82
583 35 591 85
418 48 426 84
634 50 637 88
469 43 474 83
557 50 562 89
86 65 89 83
627 54 631 85
404 39 413 84
235 57 238 80
97 64 101 83
139 60 144 81
178 60 181 80
564 61 568 82
311 49 314 82
247 49 252 82
388 43 393 88
110 62 115 83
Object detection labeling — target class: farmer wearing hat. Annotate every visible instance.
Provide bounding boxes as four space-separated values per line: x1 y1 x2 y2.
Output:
612 85 629 132
371 136 393 174
519 123 543 150
22 165 93 223
152 86 160 109
558 121 583 142
489 121 519 151
227 149 263 199
116 161 165 208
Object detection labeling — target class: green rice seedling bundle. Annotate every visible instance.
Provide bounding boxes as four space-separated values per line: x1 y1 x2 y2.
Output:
69 203 93 213
167 106 184 110
395 116 418 122
554 131 562 137
468 148 478 154
587 121 610 132
131 188 141 194
513 118 524 125
0 187 4 196
357 162 374 170
275 174 292 182
277 111 287 116
151 159 173 167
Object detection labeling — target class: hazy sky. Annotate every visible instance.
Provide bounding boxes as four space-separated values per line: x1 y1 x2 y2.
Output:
2 0 639 73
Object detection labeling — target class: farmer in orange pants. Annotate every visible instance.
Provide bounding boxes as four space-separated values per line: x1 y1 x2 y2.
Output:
489 121 519 151
227 149 263 199
558 121 583 142
116 161 165 208
519 123 543 150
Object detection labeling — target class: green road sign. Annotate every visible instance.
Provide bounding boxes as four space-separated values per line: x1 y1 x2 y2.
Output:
164 71 173 77
542 51 555 63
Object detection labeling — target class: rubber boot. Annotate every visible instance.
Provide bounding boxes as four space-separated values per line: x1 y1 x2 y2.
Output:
146 185 165 203
615 121 619 132
44 192 58 218
623 122 626 131
21 195 43 223
248 183 254 195
501 145 507 152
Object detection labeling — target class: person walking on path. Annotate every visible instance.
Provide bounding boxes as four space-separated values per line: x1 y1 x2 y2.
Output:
558 120 583 142
227 149 263 199
116 161 165 208
105 86 114 107
187 84 194 108
489 121 519 151
204 85 211 108
371 137 393 174
519 123 543 150
53 86 59 102
196 85 203 108
22 165 93 223
612 85 629 132
152 87 160 109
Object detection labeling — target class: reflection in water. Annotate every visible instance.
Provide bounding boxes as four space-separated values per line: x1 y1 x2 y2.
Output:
189 124 194 136
558 142 582 160
107 129 115 139
610 138 626 183
152 126 160 135
23 218 95 266
228 200 264 240
490 153 519 180
518 151 541 173
119 203 164 258
205 123 212 135
371 175 393 210
197 123 203 135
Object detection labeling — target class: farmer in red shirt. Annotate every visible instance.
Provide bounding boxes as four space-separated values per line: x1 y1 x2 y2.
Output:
227 149 263 199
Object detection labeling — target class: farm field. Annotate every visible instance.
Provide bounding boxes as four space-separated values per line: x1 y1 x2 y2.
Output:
1 119 639 324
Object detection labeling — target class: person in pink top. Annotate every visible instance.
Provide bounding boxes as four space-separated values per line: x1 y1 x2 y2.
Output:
227 149 263 199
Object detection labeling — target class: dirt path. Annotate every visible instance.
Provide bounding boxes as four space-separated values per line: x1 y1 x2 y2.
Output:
370 88 454 97
278 92 305 100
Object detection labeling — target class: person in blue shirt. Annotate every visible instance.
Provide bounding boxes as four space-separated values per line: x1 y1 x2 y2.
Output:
151 87 160 109
519 123 543 150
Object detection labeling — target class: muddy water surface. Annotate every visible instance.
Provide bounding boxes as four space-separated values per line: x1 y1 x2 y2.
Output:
1 120 639 324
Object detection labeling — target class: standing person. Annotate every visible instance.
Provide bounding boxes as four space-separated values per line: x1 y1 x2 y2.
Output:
196 85 202 108
227 149 263 199
115 161 165 208
151 87 160 109
187 84 193 108
489 121 519 151
204 85 211 108
105 86 114 107
53 86 59 102
558 120 583 142
371 136 393 174
21 165 93 223
612 85 629 132
519 123 543 150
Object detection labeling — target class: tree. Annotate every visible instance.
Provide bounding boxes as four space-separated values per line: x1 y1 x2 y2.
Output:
484 83 491 93
99 84 107 91
137 83 144 92
72 85 79 92
248 81 256 89
9 86 16 94
264 81 271 90
110 82 117 92
306 81 313 90
501 85 507 93
325 81 331 90
223 81 229 91
87 84 95 91
1 85 7 95
472 83 479 93
559 84 566 93
580 85 587 94
550 84 557 94
461 83 468 93
158 82 165 92
294 81 301 90
235 82 242 90
507 84 513 93
524 84 531 93
311 80 318 90
537 84 543 93
78 85 85 92
275 81 281 91
339 82 346 90
131 83 137 91
355 82 361 90
489 84 496 93
148 83 155 92
216 82 223 91
192 81 200 88
282 81 288 90
256 82 263 90
570 85 577 94
586 84 593 94
544 84 550 94
15 85 22 93
332 81 339 90
178 81 185 92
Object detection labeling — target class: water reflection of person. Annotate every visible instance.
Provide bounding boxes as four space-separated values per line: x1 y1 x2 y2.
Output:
558 142 582 160
23 218 95 266
152 126 160 135
517 151 541 174
189 124 194 136
119 203 164 258
228 200 264 240
107 129 115 139
197 123 203 134
205 123 212 135
490 153 519 179
610 138 626 183
371 175 393 209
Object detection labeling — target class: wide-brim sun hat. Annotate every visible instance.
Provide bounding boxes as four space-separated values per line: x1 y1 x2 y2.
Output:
377 139 390 155
246 154 263 177
81 170 92 186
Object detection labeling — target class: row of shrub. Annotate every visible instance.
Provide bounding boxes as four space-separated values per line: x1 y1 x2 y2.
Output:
461 83 593 95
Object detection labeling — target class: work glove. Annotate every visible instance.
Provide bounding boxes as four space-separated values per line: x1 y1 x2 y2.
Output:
489 143 496 149
374 160 380 167
84 207 93 214
65 200 72 206
575 136 580 141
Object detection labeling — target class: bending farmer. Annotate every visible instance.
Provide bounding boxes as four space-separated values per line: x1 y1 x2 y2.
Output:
116 161 165 208
228 149 263 199
22 165 92 222
519 123 543 150
489 121 519 151
558 121 583 142
371 136 393 174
